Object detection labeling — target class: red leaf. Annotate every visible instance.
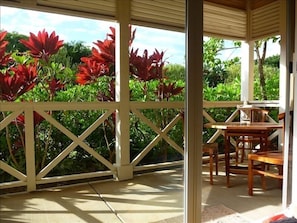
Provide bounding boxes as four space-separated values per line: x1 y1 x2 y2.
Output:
0 63 38 101
19 29 63 62
0 31 12 66
76 58 109 85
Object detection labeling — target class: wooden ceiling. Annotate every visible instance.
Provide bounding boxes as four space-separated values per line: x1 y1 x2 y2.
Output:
0 0 283 40
205 0 277 10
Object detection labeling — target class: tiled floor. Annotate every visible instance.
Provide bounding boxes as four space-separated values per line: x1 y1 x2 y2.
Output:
0 164 283 223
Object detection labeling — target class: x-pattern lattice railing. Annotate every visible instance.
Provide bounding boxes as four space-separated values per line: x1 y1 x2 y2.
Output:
0 100 280 192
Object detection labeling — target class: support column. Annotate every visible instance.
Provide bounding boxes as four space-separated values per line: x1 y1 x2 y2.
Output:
280 0 293 209
114 0 133 180
240 41 254 102
290 0 297 208
185 0 203 222
279 1 290 115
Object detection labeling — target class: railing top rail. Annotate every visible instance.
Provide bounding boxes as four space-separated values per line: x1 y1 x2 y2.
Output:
0 100 279 106
130 101 184 109
203 100 280 108
0 101 119 111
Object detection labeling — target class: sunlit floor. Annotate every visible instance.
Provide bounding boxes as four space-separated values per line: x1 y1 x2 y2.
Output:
0 163 283 223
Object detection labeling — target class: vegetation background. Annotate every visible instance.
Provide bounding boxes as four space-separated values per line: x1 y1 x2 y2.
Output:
0 30 280 183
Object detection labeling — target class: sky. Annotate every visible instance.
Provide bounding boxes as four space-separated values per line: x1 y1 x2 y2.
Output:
0 6 279 65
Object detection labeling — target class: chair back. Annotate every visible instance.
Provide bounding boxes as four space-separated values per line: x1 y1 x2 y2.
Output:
238 107 269 123
250 108 269 122
278 111 293 149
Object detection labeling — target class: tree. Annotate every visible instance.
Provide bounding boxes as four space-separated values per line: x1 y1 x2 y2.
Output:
264 55 280 68
203 38 240 87
254 36 280 100
3 31 28 53
165 64 185 81
51 41 92 83
63 41 92 65
255 40 268 100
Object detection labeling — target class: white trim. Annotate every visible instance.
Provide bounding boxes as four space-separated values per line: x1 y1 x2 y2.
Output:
291 0 297 206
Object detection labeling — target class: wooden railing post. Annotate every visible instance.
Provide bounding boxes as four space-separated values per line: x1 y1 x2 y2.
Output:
24 104 36 191
114 0 133 180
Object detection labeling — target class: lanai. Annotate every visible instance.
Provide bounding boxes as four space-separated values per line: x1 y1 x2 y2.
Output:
0 1 296 222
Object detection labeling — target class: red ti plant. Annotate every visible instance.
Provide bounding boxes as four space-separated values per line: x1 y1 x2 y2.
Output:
76 59 110 85
76 27 135 162
76 26 184 100
0 63 38 101
76 27 119 84
0 30 65 169
129 48 169 98
0 31 12 67
76 26 136 85
155 82 184 101
0 29 65 100
0 31 38 168
19 29 64 62
19 29 65 100
129 48 165 82
18 30 65 169
75 26 184 161
0 29 65 101
1 29 65 102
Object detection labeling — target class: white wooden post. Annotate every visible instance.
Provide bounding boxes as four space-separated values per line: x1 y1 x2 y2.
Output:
279 0 293 209
25 104 36 191
184 0 203 222
114 0 133 180
241 41 254 102
279 1 289 116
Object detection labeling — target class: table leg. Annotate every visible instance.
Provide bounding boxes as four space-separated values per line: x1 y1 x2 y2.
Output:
248 157 253 196
209 148 214 185
215 150 218 175
225 132 230 187
261 163 266 190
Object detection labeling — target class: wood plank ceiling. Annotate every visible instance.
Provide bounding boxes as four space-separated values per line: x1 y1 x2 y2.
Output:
0 0 281 40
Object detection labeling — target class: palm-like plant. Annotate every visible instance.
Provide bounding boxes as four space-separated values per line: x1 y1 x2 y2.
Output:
75 26 184 162
0 30 65 170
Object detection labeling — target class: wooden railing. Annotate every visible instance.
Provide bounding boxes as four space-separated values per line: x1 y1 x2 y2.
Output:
0 100 280 192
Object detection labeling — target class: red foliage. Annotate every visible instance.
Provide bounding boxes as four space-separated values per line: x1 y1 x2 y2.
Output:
129 48 165 81
76 26 137 84
48 78 65 97
76 58 110 84
0 31 13 66
0 29 66 101
92 39 115 64
155 82 184 101
19 29 63 62
0 63 38 101
75 26 184 102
